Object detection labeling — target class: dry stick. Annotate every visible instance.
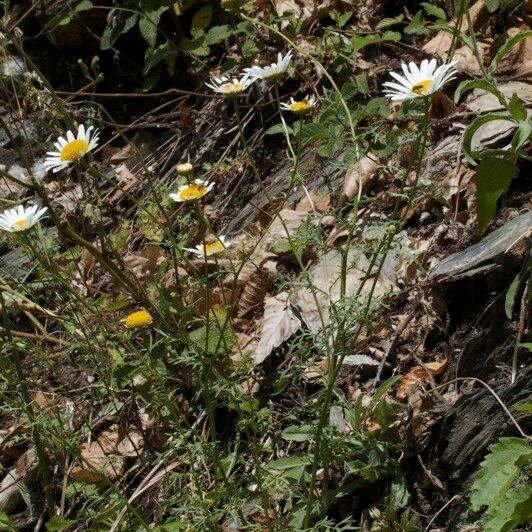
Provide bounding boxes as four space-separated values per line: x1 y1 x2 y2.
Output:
511 279 529 384
424 495 460 532
372 313 414 389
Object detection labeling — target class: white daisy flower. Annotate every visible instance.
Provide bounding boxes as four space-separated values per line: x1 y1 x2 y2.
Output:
175 162 194 175
184 235 230 257
383 59 458 102
205 75 252 96
0 204 47 232
244 51 293 83
280 95 317 114
43 123 100 173
169 179 214 202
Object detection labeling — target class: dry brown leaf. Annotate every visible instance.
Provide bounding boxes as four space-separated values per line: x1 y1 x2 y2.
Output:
341 153 380 203
258 209 308 250
124 244 166 280
422 1 488 56
292 247 393 334
396 359 448 400
496 27 532 77
254 292 301 364
71 429 144 483
296 192 330 213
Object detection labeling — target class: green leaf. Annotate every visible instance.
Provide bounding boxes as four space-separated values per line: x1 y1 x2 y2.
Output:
265 455 311 471
421 2 446 19
350 31 401 54
489 30 532 73
191 5 212 30
474 157 518 235
205 25 232 45
139 5 169 46
46 516 75 531
511 116 532 153
404 12 429 35
189 313 235 355
281 424 314 442
454 79 507 107
462 113 515 165
483 485 532 532
482 0 500 12
0 510 15 531
508 94 527 121
370 375 402 412
471 437 532 512
101 13 137 50
75 0 93 12
513 402 532 413
505 273 521 318
265 123 293 135
375 14 404 30
518 342 532 352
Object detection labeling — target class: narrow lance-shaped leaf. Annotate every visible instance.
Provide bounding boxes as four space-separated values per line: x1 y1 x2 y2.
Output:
474 157 518 235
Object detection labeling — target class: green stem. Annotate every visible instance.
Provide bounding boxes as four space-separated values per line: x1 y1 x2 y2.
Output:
0 290 55 517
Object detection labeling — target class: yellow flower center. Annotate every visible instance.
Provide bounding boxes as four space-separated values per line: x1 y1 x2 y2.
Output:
122 310 153 329
221 82 244 95
411 79 432 95
60 139 89 161
290 101 311 113
203 240 226 255
179 184 208 200
14 218 29 230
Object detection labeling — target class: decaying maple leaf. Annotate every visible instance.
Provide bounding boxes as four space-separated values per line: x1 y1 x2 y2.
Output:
254 292 301 364
396 359 448 399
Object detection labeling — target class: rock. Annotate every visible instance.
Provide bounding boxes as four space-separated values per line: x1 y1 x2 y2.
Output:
429 211 532 281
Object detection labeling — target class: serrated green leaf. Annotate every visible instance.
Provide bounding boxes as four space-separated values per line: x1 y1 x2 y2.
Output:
350 31 401 54
375 14 404 30
454 79 507 107
46 516 75 531
421 2 446 19
489 30 532 73
483 485 532 532
139 5 169 46
474 157 517 235
281 424 314 442
205 24 232 45
462 113 515 165
471 437 532 512
482 0 500 12
404 12 429 35
505 273 521 318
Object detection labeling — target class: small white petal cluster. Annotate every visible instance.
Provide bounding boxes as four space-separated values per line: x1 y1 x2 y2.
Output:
169 179 214 202
0 56 25 78
383 59 458 101
184 235 230 257
43 124 100 173
280 94 317 113
244 51 293 83
0 204 47 232
205 75 252 96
